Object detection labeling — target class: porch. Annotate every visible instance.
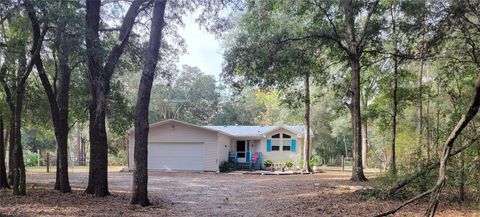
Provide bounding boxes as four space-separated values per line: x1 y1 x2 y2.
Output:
228 151 263 170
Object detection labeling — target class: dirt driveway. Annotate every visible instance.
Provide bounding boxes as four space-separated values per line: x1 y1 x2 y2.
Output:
0 170 476 216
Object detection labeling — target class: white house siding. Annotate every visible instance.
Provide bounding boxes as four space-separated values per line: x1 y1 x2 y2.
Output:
256 129 311 165
217 134 232 163
128 122 220 171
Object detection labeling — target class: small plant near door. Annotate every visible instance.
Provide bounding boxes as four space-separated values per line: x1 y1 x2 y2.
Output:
284 160 293 170
219 161 235 173
264 160 273 170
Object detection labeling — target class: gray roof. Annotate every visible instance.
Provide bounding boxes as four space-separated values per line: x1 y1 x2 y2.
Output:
203 125 313 138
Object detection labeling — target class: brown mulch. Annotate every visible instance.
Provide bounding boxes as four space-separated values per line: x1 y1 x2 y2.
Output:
0 171 477 216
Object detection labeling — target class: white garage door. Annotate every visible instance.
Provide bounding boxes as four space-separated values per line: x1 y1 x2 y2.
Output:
148 143 204 171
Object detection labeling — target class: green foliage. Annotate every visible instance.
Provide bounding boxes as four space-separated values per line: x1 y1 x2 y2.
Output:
108 80 135 137
263 159 273 168
284 160 293 168
219 161 235 173
21 128 56 153
24 150 44 167
146 66 220 125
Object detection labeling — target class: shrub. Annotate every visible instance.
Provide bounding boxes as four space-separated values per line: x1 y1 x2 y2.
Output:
219 161 235 172
264 159 273 168
284 160 293 168
24 150 44 166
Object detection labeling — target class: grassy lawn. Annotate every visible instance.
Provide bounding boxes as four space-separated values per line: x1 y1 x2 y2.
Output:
25 165 126 173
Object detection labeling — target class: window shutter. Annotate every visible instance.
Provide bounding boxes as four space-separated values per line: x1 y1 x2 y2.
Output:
266 139 272 152
291 139 296 152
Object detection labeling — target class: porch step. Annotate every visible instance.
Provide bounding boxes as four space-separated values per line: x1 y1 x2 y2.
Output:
235 162 262 170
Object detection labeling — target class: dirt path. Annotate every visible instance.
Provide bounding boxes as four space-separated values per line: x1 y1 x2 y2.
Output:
0 171 476 216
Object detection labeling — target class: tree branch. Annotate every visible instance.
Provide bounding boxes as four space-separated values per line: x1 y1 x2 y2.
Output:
358 0 380 52
276 33 348 53
103 0 145 81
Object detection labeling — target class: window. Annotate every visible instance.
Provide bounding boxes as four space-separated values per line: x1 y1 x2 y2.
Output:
271 139 280 151
270 133 293 151
282 138 291 151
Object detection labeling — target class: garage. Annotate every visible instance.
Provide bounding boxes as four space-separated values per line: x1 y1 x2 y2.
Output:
128 119 224 171
148 143 204 171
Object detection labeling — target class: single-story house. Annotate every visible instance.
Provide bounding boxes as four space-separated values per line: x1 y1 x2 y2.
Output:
127 119 314 171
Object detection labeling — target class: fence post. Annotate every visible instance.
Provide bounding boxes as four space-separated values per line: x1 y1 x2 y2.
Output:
341 155 345 172
37 149 40 167
46 152 50 173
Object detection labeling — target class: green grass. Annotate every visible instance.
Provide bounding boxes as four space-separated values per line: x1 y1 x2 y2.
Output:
26 166 126 173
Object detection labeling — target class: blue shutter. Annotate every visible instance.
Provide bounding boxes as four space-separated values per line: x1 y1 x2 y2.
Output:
291 139 296 152
266 139 272 152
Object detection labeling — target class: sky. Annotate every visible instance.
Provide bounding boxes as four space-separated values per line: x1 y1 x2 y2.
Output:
178 15 223 79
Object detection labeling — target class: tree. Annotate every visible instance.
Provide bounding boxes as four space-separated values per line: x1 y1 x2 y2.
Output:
84 0 146 197
222 1 330 172
375 0 480 215
131 0 167 207
24 0 79 193
0 5 47 194
0 108 8 188
280 0 383 180
389 0 400 177
335 0 380 181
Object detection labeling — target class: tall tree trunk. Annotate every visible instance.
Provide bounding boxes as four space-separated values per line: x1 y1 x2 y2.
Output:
390 67 398 176
25 0 71 193
86 102 109 196
426 66 431 162
1 66 15 185
85 0 143 197
12 47 31 195
0 112 9 188
342 0 367 181
54 7 72 192
435 79 440 155
362 116 368 169
11 50 27 196
349 60 367 181
302 73 312 172
417 49 424 159
84 0 105 196
426 88 431 162
7 108 14 185
390 4 399 177
459 151 465 202
131 0 167 206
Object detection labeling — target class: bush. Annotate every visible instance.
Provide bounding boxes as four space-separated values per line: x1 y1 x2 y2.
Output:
24 150 43 166
284 160 293 168
264 159 273 168
219 161 235 172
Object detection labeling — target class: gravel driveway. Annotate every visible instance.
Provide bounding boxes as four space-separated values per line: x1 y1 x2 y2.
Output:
0 170 473 216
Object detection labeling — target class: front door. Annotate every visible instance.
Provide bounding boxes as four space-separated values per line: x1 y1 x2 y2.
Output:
236 140 246 163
